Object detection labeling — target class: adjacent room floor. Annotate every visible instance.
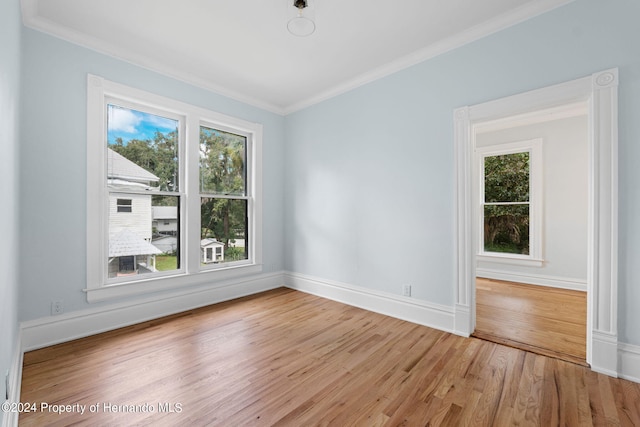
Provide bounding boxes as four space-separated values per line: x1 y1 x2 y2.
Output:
474 277 587 366
20 288 637 426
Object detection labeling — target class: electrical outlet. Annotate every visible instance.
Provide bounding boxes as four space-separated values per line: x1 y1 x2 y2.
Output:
51 300 64 315
402 284 411 297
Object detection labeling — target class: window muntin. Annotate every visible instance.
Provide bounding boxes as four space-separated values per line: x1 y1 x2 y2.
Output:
477 139 542 263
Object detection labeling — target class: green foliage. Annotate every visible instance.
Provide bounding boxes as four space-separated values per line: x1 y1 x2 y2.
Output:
199 127 246 195
155 255 177 271
225 246 245 262
110 130 179 192
484 152 529 203
483 152 530 255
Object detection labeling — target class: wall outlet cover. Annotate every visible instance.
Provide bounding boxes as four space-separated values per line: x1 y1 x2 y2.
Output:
402 284 411 297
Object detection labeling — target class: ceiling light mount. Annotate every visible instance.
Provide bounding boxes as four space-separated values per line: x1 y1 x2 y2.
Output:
287 0 315 37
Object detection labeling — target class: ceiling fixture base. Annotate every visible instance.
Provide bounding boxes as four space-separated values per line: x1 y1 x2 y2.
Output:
288 0 315 37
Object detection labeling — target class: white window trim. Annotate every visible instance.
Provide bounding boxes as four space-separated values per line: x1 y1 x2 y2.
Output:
476 139 543 267
86 74 263 302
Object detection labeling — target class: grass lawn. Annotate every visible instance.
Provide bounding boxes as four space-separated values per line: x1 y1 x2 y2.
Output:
156 255 177 271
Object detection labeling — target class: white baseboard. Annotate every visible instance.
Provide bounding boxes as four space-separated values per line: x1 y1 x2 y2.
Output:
283 271 455 333
618 342 640 383
2 332 23 427
591 330 619 377
476 268 587 292
20 271 284 352
453 304 472 337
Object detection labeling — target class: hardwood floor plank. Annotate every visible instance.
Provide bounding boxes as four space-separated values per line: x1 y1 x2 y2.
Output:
611 377 640 426
475 277 587 364
19 287 639 426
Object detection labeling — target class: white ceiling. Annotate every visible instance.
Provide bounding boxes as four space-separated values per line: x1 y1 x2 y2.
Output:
21 0 573 114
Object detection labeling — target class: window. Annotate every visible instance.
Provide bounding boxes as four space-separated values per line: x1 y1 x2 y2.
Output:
477 139 542 266
116 199 132 213
87 75 262 302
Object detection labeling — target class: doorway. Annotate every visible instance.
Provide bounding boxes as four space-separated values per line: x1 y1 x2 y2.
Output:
471 105 589 364
453 69 619 375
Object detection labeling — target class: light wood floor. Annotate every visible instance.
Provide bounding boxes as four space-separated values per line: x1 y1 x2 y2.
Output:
474 278 587 365
20 288 639 426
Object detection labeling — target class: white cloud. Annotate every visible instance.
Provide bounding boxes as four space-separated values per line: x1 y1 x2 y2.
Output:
108 106 141 133
146 113 177 131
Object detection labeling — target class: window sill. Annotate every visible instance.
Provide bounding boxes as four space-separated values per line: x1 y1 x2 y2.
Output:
476 254 544 267
85 263 263 303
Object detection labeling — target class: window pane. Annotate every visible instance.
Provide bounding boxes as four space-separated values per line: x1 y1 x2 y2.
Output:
484 152 529 203
200 198 248 264
108 194 180 278
484 204 529 255
107 104 179 192
116 198 132 213
199 126 246 196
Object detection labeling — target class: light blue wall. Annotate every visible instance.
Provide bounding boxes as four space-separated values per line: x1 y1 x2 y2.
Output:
284 0 640 345
19 29 286 321
0 0 21 403
16 0 640 348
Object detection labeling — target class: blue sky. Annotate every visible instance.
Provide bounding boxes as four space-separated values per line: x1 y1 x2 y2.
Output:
107 104 177 145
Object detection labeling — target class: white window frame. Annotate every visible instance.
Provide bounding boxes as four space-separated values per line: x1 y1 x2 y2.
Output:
86 74 263 302
476 139 543 267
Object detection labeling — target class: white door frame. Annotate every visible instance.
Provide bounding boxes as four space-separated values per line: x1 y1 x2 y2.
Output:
453 68 619 376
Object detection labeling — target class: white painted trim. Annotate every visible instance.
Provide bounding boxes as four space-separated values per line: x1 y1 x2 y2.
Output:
618 343 640 384
453 106 475 335
85 264 264 303
21 0 574 115
591 331 619 377
2 333 23 427
473 101 588 134
454 68 619 376
476 268 587 292
21 271 283 352
453 304 472 337
283 271 455 334
476 254 544 267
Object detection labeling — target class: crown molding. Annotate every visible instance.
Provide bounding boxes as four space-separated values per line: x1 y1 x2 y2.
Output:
20 0 287 115
21 0 574 116
283 0 576 114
